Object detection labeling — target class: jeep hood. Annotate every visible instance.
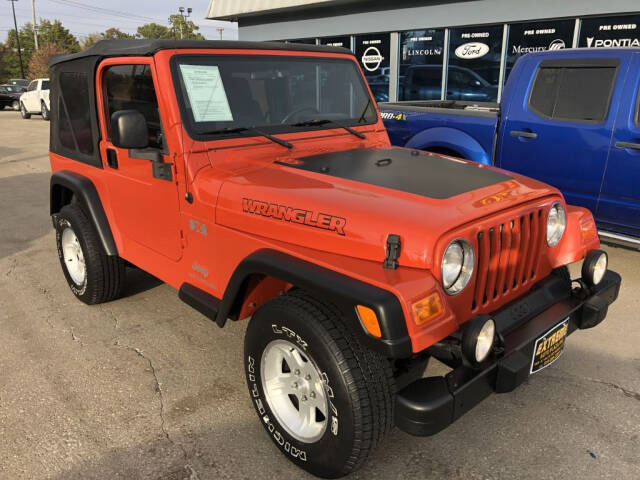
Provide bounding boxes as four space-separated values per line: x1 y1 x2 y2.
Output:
215 147 557 269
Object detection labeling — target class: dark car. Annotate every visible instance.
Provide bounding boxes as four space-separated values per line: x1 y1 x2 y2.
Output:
0 84 22 110
9 78 29 89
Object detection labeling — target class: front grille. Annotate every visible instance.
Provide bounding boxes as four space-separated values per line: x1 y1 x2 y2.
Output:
472 209 545 311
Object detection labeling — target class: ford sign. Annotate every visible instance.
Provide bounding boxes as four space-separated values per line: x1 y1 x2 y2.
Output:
454 42 490 59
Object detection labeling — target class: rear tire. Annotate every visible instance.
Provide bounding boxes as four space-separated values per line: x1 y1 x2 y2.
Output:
54 204 126 304
41 101 50 121
244 291 395 478
20 102 30 119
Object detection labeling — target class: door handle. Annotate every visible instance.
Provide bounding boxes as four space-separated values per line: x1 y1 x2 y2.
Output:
615 141 640 151
106 148 118 169
510 130 538 139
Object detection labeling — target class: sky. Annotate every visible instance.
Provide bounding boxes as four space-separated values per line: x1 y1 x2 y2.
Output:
2 0 238 42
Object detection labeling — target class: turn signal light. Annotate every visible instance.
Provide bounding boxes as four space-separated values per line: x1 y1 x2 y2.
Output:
356 305 382 338
412 293 443 326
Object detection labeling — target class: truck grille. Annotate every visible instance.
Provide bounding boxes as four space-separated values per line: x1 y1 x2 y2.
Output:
472 209 545 311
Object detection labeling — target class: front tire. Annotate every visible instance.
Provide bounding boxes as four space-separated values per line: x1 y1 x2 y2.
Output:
20 102 31 119
54 204 126 304
244 291 395 478
41 101 50 121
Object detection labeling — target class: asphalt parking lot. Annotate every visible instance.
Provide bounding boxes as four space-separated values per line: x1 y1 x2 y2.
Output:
0 109 638 480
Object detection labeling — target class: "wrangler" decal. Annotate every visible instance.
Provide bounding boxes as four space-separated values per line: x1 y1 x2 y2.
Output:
242 198 346 236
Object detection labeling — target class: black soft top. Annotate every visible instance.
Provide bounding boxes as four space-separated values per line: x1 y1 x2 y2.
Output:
49 39 352 66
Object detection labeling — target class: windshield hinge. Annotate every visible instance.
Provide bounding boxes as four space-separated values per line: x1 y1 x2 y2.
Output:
383 234 401 270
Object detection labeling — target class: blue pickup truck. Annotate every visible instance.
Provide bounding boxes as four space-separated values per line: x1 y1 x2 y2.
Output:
380 48 640 247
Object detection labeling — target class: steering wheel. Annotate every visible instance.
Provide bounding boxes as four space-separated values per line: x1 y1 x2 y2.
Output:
280 106 320 124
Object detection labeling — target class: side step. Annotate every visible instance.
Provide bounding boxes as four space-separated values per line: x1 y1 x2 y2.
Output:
598 230 640 251
178 283 223 327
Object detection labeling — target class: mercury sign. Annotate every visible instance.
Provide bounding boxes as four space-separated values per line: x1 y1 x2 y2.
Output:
454 42 490 59
362 46 384 71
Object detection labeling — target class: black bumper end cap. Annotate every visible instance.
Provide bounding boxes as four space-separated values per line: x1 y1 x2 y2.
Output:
395 377 453 436
495 351 529 393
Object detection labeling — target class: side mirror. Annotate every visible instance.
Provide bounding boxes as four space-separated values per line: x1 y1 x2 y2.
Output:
110 110 148 149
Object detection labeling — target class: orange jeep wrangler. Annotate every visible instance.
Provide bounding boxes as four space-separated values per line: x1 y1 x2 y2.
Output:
49 40 621 478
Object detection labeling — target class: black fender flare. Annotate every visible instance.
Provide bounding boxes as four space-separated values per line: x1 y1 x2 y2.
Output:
50 170 118 256
218 249 413 358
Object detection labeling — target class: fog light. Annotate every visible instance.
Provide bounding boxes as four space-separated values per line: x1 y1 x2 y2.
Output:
462 316 496 364
582 250 608 287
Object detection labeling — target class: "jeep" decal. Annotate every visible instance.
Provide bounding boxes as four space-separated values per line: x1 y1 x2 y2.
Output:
242 198 346 236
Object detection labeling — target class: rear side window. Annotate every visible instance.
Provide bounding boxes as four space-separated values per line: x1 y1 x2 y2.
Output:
42 80 50 90
58 72 93 154
529 65 617 122
103 64 163 149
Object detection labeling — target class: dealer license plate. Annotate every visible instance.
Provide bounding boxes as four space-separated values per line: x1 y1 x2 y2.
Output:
530 318 569 374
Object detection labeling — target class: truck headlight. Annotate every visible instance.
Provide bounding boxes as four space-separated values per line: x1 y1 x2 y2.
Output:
582 250 608 286
442 239 474 295
546 202 566 247
462 316 496 363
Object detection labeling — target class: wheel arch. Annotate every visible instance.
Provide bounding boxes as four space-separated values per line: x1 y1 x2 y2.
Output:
50 170 118 256
219 250 413 358
404 126 491 165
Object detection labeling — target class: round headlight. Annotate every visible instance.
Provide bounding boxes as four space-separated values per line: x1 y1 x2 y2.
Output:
582 250 608 286
462 317 496 363
442 239 475 295
547 202 567 247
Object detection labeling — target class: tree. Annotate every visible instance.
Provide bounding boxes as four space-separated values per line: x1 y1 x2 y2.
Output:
167 14 205 40
136 23 172 40
28 42 66 78
0 43 11 84
102 28 135 40
81 28 135 49
2 20 78 79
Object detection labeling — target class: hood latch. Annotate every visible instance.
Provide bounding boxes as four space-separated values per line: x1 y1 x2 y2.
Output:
383 234 401 270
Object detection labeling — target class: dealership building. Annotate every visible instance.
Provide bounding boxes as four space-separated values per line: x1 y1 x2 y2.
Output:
206 0 640 102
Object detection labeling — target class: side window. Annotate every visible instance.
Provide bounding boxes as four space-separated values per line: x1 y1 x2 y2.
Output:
58 72 94 154
529 65 617 122
42 80 50 90
27 81 37 92
529 67 560 118
103 64 163 150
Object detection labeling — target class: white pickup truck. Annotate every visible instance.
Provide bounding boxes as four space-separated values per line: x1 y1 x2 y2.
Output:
20 78 50 121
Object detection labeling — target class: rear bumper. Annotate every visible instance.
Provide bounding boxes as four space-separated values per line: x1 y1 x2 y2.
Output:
395 270 621 436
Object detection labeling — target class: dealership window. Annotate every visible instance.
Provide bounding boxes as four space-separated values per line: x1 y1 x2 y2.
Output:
504 20 574 82
579 14 640 48
286 38 317 44
529 65 617 122
58 72 93 154
398 29 444 101
319 35 352 50
354 33 391 102
447 25 502 102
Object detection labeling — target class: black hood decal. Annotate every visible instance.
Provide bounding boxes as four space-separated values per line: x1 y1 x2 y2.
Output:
280 148 511 199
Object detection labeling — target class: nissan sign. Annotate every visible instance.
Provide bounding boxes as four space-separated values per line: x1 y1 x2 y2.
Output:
361 46 384 71
454 42 490 59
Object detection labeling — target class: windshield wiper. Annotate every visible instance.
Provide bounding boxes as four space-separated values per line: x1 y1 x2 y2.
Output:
288 119 366 139
357 97 373 124
202 126 293 149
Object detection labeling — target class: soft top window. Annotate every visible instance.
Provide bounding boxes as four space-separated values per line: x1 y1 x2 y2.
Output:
172 54 377 139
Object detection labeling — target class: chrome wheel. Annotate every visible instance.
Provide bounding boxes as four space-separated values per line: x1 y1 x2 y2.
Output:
12 100 19 111
260 339 328 443
61 227 86 285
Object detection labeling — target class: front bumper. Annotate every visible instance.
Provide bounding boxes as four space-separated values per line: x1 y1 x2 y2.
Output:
395 270 621 436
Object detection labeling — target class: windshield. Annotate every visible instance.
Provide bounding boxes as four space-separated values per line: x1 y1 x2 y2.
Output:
173 55 377 138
